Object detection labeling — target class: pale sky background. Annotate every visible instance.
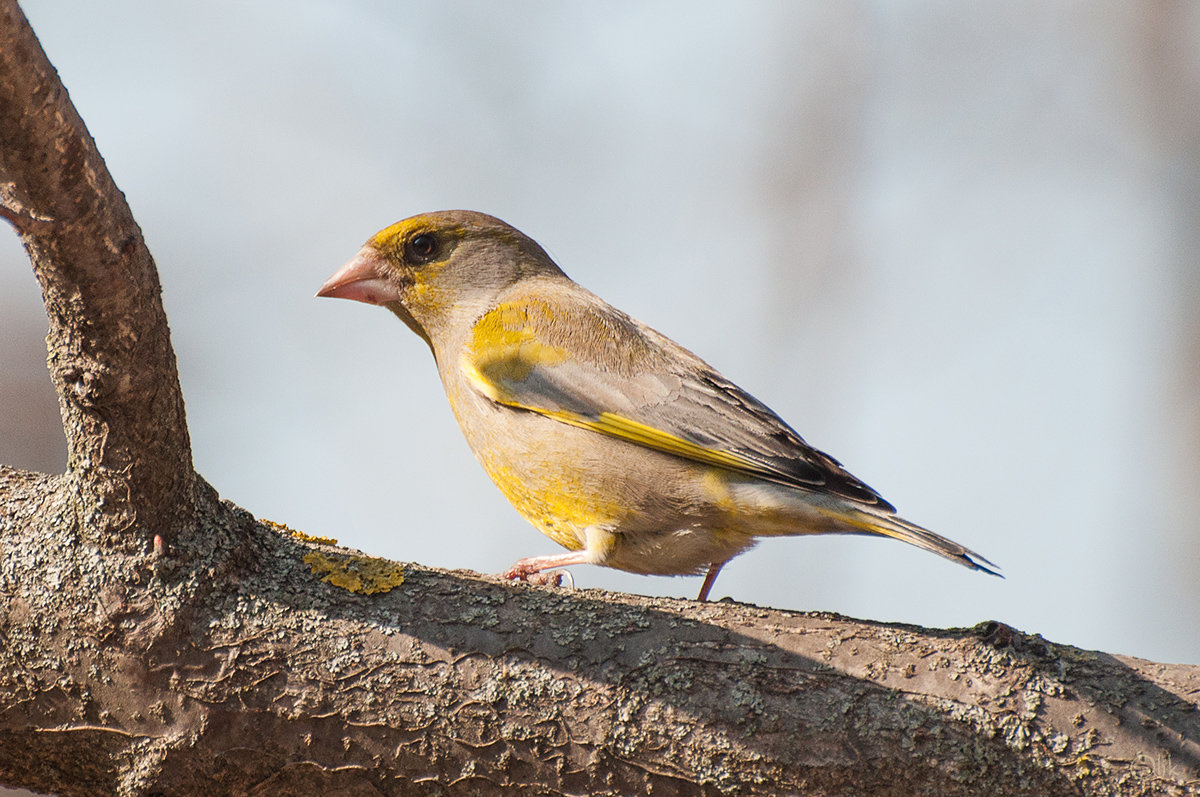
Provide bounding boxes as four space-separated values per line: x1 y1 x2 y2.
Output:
2 1 1198 667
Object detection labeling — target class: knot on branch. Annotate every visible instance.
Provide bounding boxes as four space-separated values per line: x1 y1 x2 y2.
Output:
0 178 55 234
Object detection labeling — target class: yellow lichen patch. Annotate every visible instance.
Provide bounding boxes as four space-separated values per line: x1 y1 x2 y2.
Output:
303 551 405 595
262 518 338 546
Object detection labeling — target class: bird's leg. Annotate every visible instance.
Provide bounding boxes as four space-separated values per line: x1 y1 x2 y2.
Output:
696 561 726 601
502 552 588 587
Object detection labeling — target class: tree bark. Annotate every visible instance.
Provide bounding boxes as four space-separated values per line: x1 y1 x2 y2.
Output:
0 4 1197 795
0 0 193 552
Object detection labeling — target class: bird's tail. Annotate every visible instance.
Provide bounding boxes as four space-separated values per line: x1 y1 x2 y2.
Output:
826 507 1002 577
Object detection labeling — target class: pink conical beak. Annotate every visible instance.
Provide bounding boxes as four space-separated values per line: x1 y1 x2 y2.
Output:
316 246 403 305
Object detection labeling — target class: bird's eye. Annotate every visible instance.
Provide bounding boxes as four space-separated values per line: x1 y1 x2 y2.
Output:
408 233 437 261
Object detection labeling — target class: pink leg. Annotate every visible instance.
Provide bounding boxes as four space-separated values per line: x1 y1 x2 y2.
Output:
696 561 726 602
502 551 589 585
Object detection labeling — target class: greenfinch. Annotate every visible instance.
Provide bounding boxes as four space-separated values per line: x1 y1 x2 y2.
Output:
318 210 998 600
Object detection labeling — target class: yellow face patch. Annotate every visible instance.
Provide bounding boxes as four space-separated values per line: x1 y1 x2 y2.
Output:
367 216 469 319
368 215 466 256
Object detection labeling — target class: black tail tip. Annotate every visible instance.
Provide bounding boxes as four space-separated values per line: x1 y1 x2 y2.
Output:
965 552 1003 578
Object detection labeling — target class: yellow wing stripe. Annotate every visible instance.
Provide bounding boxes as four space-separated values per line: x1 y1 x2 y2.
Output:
525 407 763 475
589 413 756 471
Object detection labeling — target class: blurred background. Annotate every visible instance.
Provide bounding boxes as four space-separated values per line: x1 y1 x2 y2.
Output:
3 1 1198 665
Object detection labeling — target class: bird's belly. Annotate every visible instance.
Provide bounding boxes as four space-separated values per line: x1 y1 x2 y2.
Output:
485 455 763 576
446 383 844 576
475 453 624 552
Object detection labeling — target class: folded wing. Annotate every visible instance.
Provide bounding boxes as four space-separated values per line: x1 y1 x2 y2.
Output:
461 294 895 512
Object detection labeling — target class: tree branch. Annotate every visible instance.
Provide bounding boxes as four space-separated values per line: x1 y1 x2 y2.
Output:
0 4 1197 796
1 486 1197 796
0 0 193 548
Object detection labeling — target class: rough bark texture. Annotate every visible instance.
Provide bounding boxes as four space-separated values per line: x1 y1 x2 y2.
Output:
0 0 194 552
1 3 1198 795
1 475 1199 797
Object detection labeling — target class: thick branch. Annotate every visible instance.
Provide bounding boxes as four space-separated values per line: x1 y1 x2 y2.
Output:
0 0 193 545
0 477 1197 796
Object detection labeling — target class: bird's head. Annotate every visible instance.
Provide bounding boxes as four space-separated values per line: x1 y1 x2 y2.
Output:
318 210 564 346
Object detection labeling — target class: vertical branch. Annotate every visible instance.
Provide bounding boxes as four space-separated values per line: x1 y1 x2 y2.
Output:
0 0 194 544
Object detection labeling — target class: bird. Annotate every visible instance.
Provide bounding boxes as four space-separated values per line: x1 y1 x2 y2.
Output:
317 210 999 601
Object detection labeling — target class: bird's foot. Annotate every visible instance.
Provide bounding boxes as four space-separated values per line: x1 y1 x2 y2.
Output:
696 560 727 602
501 552 587 588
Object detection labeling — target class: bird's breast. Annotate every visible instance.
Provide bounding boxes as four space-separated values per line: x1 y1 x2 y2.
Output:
443 376 633 547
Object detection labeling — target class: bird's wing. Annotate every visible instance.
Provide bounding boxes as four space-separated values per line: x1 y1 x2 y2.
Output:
461 294 894 510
